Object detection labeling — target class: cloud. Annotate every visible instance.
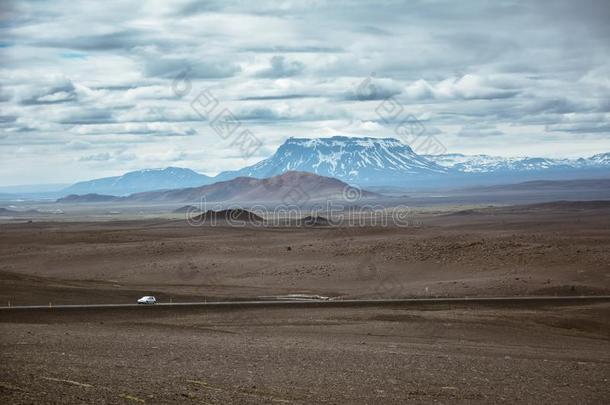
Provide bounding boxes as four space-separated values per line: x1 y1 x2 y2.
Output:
545 113 610 134
141 56 241 79
240 94 318 101
244 45 342 53
233 106 282 121
79 152 111 162
0 85 12 102
404 75 521 100
72 122 198 137
131 46 241 79
523 98 587 115
115 106 203 123
17 77 77 105
548 122 610 133
255 55 305 78
457 123 505 138
35 30 150 51
55 108 115 125
121 85 179 101
343 77 403 101
65 139 92 150
0 114 17 124
232 103 348 122
79 150 137 162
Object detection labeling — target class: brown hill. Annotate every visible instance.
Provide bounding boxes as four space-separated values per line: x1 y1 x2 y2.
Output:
128 171 378 204
190 209 264 225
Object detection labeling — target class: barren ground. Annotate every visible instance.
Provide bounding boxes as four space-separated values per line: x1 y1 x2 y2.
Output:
1 303 609 404
1 204 609 403
1 204 609 305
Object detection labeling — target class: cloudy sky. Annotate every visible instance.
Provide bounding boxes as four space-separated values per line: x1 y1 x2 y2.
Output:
1 0 609 185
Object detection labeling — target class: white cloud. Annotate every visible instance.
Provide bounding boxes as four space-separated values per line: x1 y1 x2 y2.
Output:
72 122 198 137
404 74 521 100
457 123 505 138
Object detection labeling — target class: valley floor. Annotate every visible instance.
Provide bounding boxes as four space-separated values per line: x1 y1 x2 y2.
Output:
0 203 609 305
1 203 609 403
1 303 608 404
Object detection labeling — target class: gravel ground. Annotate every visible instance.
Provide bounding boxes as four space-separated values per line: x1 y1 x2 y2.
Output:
1 203 610 306
1 303 608 404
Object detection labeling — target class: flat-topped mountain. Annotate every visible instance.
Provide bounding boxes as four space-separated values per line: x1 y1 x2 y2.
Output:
215 136 447 183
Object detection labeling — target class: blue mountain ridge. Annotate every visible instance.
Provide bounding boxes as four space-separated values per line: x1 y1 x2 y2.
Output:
60 137 610 195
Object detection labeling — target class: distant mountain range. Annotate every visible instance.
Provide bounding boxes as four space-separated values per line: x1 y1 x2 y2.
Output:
57 193 121 203
39 136 610 197
61 167 211 196
217 136 609 187
59 171 378 204
423 153 610 173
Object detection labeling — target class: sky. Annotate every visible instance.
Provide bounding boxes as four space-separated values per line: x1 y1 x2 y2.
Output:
1 0 609 185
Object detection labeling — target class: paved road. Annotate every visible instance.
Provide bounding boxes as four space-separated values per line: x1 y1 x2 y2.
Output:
1 295 609 311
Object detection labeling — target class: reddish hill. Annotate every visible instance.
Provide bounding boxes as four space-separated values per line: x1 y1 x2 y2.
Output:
128 171 378 204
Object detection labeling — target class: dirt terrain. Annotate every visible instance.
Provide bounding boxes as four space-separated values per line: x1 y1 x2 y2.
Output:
1 302 608 404
1 202 609 403
0 203 609 306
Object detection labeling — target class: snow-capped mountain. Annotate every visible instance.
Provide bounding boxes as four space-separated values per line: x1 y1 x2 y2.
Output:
423 153 610 173
216 136 446 183
588 153 610 166
61 167 212 196
215 136 609 186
